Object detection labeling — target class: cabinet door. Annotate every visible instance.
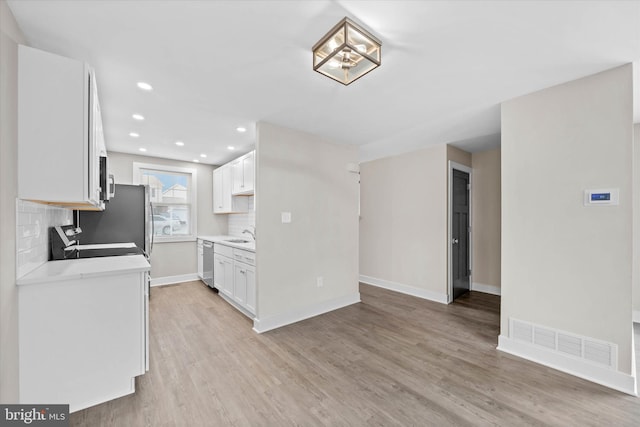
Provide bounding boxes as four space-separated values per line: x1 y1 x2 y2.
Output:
233 262 248 306
88 70 102 206
231 159 243 195
215 254 234 297
242 151 255 194
222 165 232 211
18 46 103 210
213 168 224 213
222 256 234 296
231 152 255 196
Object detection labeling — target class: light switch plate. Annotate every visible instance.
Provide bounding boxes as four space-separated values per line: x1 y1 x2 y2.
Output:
281 212 292 223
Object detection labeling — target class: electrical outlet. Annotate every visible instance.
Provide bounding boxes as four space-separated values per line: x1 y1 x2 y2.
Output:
316 276 324 288
281 212 292 223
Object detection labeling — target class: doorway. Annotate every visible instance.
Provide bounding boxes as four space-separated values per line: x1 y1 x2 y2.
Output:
449 162 472 302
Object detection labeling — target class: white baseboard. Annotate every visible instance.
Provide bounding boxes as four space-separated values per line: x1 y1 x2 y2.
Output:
150 273 200 287
497 334 637 396
471 282 501 296
633 310 640 324
359 275 448 304
253 292 361 334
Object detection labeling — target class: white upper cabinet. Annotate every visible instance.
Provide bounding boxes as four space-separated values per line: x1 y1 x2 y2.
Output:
213 150 254 214
18 45 105 210
213 164 248 214
213 165 230 213
231 151 255 195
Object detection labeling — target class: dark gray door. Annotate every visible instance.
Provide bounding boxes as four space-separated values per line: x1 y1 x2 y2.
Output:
452 169 470 300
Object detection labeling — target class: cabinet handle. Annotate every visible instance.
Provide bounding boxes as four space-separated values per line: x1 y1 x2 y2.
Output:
240 270 246 274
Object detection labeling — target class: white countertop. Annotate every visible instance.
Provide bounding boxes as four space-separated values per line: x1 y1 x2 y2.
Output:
198 235 255 252
17 255 151 286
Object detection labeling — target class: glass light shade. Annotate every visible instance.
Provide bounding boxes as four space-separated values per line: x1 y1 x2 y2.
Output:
312 17 382 85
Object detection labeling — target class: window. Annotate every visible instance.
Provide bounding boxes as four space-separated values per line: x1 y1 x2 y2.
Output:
133 162 197 242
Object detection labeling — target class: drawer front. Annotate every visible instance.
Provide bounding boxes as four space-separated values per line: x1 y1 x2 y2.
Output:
233 248 255 266
214 243 234 257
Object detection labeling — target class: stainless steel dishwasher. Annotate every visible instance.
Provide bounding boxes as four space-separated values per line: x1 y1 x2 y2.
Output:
202 240 215 289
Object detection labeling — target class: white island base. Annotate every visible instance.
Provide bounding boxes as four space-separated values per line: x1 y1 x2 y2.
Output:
17 255 150 412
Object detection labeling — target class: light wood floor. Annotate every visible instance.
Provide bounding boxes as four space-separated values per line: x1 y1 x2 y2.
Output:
71 282 640 426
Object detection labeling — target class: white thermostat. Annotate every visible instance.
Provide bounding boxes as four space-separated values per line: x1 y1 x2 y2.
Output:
584 188 619 206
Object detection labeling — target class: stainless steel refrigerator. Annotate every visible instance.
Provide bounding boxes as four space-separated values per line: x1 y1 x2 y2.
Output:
76 184 153 257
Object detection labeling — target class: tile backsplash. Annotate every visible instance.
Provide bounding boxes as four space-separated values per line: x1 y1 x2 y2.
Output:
228 196 255 238
16 199 73 278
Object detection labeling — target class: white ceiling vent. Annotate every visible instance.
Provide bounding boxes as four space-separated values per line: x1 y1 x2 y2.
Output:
510 318 616 370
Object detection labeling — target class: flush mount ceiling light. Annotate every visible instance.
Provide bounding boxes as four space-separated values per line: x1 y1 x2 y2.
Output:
312 17 382 85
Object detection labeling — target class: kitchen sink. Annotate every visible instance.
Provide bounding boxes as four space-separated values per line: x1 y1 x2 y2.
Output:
225 239 251 244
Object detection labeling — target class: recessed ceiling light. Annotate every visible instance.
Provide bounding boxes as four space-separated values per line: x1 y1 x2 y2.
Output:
136 82 153 91
129 132 139 138
227 146 235 150
236 127 247 133
200 154 207 158
175 141 184 146
139 148 147 152
132 114 145 121
193 159 199 163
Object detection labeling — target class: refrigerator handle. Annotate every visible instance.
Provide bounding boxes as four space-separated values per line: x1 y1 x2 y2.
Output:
150 201 154 255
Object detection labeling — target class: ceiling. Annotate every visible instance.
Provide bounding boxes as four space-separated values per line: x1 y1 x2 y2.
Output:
7 0 640 164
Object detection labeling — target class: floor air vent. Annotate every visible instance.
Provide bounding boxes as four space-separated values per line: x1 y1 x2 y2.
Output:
510 318 617 369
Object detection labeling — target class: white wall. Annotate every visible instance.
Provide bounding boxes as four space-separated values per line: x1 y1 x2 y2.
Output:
108 151 227 280
501 65 634 382
471 148 501 292
359 145 448 300
0 0 25 402
360 144 475 302
254 122 360 332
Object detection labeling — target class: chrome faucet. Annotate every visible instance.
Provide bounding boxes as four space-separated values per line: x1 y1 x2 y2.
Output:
242 227 256 240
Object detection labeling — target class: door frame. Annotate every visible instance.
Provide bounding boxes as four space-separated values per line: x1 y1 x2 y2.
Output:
448 161 473 303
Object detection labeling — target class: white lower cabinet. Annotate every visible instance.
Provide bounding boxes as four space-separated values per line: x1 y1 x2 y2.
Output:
213 243 255 317
234 261 256 315
214 252 234 298
18 269 149 412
